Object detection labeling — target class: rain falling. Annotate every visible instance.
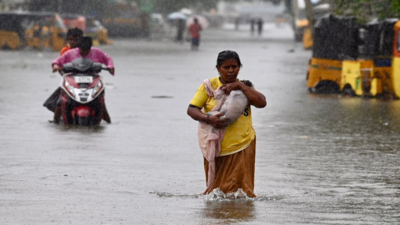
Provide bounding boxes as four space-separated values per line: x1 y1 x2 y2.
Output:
0 0 399 224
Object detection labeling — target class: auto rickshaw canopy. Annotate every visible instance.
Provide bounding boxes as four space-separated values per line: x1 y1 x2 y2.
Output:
312 14 359 61
0 11 66 37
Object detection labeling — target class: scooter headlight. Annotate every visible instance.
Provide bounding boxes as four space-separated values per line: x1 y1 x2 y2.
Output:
92 80 103 97
64 79 76 98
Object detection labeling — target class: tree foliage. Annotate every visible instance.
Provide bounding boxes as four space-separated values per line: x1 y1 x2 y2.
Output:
299 0 400 40
333 0 400 22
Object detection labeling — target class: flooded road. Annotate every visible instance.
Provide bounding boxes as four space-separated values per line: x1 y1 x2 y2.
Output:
1 23 399 224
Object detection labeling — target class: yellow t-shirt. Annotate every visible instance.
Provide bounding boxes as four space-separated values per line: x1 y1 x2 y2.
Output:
190 77 255 156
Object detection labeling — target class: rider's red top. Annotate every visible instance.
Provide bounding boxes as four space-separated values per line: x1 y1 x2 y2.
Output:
52 47 114 75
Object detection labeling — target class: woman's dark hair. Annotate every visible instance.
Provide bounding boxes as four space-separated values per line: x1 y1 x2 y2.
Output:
77 36 93 50
216 50 242 68
67 27 83 39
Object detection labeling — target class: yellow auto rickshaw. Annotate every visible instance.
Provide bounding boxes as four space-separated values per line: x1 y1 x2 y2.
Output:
102 2 144 37
307 14 358 93
0 11 67 51
302 27 313 49
300 6 331 50
0 12 27 50
391 21 400 98
341 19 398 97
86 17 112 45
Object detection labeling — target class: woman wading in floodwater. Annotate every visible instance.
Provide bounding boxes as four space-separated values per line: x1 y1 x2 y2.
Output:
187 50 267 197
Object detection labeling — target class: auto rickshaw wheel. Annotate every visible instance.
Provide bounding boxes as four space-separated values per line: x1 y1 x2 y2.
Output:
342 85 355 97
294 33 302 42
315 81 340 94
3 43 11 50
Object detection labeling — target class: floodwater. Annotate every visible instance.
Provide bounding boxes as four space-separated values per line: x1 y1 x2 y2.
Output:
1 23 400 224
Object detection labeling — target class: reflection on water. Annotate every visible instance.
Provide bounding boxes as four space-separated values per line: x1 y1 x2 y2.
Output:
200 200 255 223
150 191 257 224
56 124 106 134
150 189 289 224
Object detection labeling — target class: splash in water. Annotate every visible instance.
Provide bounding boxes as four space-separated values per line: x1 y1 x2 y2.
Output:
150 188 288 202
203 188 251 201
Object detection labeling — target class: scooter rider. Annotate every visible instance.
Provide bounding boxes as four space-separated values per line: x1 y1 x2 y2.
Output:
43 28 84 123
60 27 83 55
52 36 114 123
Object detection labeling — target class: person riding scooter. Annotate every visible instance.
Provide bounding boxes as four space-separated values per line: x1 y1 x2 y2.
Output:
43 28 84 123
60 27 83 56
51 36 114 124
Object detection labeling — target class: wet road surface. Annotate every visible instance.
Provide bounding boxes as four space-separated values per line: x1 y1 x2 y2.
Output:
1 23 399 224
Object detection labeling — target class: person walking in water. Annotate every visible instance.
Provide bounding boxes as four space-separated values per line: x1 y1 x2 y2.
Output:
188 17 202 50
234 17 240 30
257 18 264 36
187 50 267 197
250 18 255 35
176 19 185 43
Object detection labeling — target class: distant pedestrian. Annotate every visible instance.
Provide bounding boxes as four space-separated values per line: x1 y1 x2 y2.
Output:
188 18 202 50
176 19 185 43
275 13 285 28
257 18 263 36
234 17 240 30
250 18 255 35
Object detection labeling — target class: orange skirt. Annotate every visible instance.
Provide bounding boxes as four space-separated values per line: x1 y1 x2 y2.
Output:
203 138 256 197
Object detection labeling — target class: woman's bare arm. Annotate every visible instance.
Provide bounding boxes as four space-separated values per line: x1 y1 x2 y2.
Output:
187 106 226 128
221 81 267 108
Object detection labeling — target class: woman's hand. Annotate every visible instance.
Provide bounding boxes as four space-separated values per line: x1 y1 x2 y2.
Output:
187 106 229 128
220 80 243 94
222 81 267 108
208 112 229 129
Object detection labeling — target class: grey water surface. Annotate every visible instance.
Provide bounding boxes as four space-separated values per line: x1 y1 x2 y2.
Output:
1 23 399 224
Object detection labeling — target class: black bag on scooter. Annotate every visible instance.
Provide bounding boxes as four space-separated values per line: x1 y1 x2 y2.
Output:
43 87 61 112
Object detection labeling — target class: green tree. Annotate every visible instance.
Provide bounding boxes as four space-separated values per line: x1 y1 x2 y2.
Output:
333 0 400 22
299 0 400 42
